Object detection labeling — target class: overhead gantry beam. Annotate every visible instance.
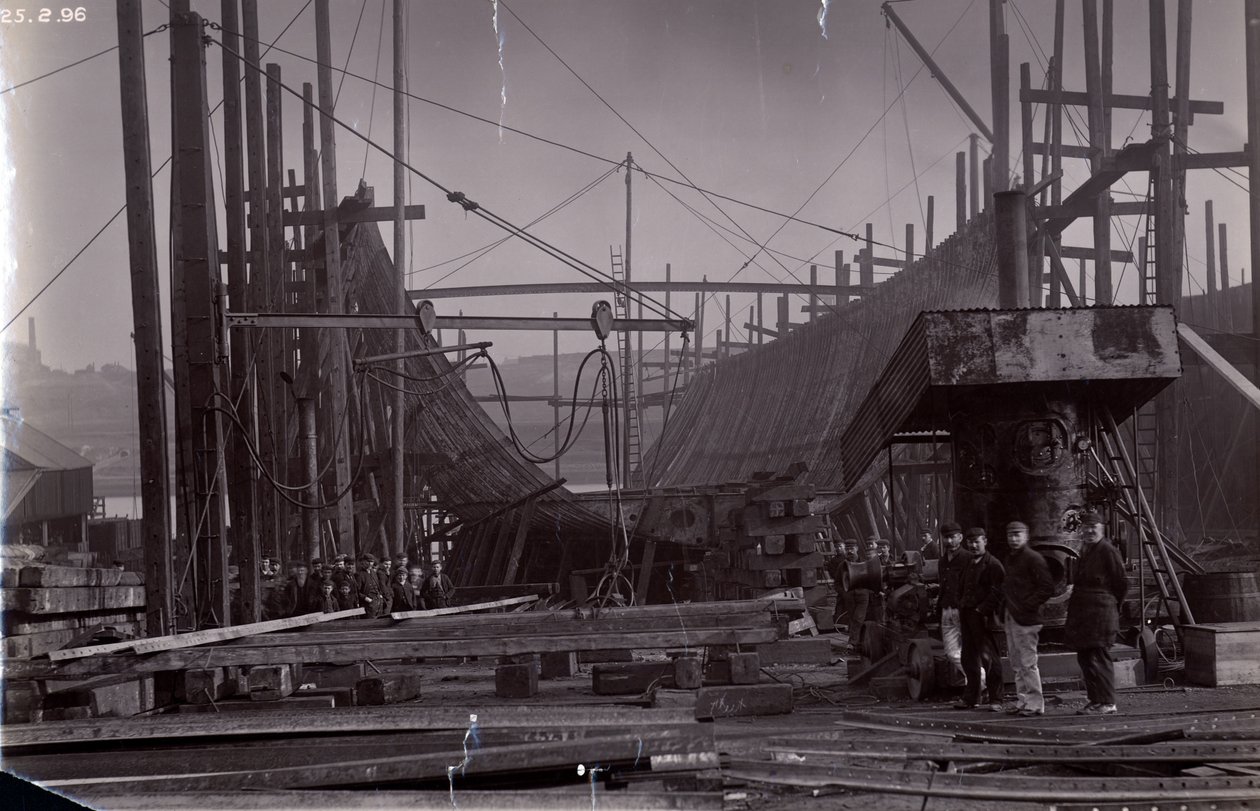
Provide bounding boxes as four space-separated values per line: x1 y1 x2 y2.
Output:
226 313 693 333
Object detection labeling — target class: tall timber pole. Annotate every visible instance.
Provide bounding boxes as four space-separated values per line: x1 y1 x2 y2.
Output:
117 0 174 636
623 152 633 488
392 0 407 557
171 6 231 626
989 0 1009 192
316 0 355 552
1150 0 1180 540
1247 0 1260 538
222 0 261 624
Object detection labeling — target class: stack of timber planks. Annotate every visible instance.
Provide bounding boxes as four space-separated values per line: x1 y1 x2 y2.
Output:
1 557 145 660
711 479 828 601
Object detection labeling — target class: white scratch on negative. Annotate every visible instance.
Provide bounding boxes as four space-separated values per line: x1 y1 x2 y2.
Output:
491 0 507 141
817 0 831 40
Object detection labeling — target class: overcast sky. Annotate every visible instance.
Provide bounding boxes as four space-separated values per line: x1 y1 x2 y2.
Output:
0 0 1252 379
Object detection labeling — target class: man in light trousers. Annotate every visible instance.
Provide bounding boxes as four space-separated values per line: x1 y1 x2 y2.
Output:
1002 520 1055 716
935 521 968 677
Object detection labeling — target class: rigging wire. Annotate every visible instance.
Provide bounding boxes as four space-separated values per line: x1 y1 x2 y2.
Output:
211 24 685 323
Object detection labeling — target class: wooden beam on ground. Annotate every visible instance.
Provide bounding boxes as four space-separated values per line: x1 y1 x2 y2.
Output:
9 628 780 679
40 728 716 792
1 706 701 750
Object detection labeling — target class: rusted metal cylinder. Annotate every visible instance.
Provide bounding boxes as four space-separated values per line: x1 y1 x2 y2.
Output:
948 392 1087 589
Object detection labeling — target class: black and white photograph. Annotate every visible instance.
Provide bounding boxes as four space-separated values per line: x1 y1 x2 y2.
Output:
2 1 1260 808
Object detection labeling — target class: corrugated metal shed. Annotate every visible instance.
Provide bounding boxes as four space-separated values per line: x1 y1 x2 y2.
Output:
840 306 1182 489
1 415 94 524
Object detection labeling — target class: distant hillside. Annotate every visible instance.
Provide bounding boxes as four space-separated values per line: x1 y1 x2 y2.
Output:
1 343 667 497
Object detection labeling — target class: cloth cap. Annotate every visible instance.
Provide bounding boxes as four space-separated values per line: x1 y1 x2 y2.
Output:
1080 512 1104 526
360 553 377 563
964 526 987 540
939 521 962 536
1006 521 1028 532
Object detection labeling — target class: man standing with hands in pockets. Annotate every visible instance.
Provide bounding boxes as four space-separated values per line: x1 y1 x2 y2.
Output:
1002 520 1054 716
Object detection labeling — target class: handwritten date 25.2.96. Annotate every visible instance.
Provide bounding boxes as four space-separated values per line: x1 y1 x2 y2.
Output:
1 8 88 24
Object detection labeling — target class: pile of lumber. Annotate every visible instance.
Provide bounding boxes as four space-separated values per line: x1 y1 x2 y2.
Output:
1 551 145 660
724 703 1260 805
710 479 829 603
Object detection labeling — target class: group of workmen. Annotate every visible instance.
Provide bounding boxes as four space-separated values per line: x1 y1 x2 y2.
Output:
830 512 1128 716
266 554 456 619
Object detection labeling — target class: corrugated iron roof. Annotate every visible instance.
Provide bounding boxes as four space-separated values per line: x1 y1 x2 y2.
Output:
840 306 1182 489
0 416 93 472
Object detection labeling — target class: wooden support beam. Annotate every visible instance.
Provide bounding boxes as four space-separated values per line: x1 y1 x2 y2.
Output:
281 203 425 227
228 313 691 333
1057 245 1133 263
117 0 175 638
1020 87 1223 115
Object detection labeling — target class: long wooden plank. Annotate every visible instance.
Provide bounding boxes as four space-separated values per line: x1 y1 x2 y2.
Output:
3 610 144 637
47 610 362 662
1 706 701 749
1178 323 1260 412
7 627 780 679
388 595 538 619
41 728 716 791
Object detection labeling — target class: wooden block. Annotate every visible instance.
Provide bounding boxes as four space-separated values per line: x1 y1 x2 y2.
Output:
870 673 909 701
89 676 155 717
693 683 793 719
1184 623 1260 687
757 638 833 665
578 649 634 664
247 665 295 700
180 668 237 704
592 662 674 695
355 672 423 705
728 652 760 684
789 500 812 517
788 532 815 552
0 586 146 614
809 606 836 633
539 651 578 679
766 500 786 519
2 681 42 725
762 535 786 555
495 663 539 698
785 567 818 588
674 656 703 690
303 662 366 688
787 614 818 636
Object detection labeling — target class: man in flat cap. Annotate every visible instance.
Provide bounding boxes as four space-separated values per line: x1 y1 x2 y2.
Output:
355 554 383 617
955 527 1005 710
1065 512 1127 715
1002 520 1054 716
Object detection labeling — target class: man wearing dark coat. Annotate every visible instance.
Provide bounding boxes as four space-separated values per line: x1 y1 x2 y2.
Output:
1002 520 1055 716
936 521 969 675
419 561 456 609
391 566 417 612
355 555 384 618
1065 512 1128 715
955 527 1006 710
